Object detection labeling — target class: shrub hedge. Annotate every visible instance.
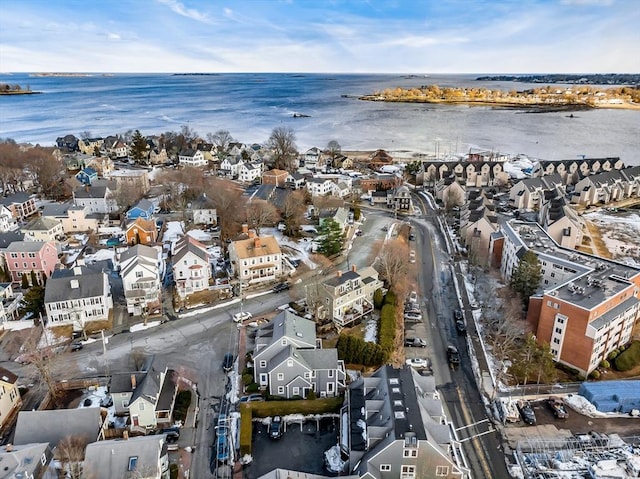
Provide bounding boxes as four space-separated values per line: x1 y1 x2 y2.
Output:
336 334 385 366
614 341 640 371
378 304 396 356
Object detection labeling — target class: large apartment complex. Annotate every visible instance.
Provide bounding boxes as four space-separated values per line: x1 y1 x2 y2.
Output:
492 221 640 376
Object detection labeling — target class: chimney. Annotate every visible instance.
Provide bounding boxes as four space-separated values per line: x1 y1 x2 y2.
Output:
242 224 248 234
254 237 261 248
351 265 357 273
131 374 137 389
336 271 342 278
123 430 129 440
70 280 79 289
73 266 82 276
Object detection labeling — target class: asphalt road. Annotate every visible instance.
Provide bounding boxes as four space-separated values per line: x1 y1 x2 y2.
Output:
411 192 511 479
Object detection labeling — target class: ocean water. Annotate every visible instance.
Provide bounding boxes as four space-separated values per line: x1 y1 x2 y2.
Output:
0 73 638 164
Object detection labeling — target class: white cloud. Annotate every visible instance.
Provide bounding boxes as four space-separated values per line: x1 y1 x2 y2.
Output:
156 0 213 24
107 32 121 41
560 0 614 5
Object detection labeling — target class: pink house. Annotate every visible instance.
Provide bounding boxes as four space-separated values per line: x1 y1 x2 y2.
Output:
4 241 59 284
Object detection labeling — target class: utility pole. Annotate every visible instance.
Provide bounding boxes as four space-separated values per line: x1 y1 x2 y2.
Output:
101 330 110 378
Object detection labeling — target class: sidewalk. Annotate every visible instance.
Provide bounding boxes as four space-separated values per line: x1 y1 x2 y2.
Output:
174 387 199 479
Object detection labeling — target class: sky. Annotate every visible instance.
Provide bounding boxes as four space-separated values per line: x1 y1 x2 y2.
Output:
1 0 638 73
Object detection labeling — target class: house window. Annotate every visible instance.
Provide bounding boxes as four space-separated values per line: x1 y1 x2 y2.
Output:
128 456 138 471
41 453 47 466
277 373 284 380
380 464 391 471
293 387 299 396
260 360 266 368
281 339 287 346
403 449 418 457
328 370 334 378
401 465 416 478
287 360 293 367
436 465 449 476
122 401 129 408
277 386 284 394
139 403 145 411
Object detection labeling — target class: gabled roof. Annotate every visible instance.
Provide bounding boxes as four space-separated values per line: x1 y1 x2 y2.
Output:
42 201 74 217
22 216 60 232
0 443 51 477
0 232 25 249
0 192 33 205
83 435 166 479
0 366 18 384
74 185 109 199
119 244 158 264
230 235 281 260
297 348 339 370
5 241 50 253
173 235 208 263
13 407 102 447
44 267 107 303
256 311 317 349
130 198 154 212
126 217 156 233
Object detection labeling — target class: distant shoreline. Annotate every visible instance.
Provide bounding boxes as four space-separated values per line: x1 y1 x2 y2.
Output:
0 90 42 96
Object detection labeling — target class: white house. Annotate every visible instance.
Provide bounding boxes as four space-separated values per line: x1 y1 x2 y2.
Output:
0 205 16 232
44 266 113 333
119 244 162 316
239 162 263 183
220 156 244 178
73 184 118 214
178 149 207 168
172 236 211 299
306 177 339 197
191 195 217 226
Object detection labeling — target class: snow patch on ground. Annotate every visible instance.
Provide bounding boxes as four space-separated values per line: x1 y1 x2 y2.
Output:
130 320 162 332
187 228 212 242
564 394 634 419
83 248 116 264
363 318 377 343
584 211 640 263
163 221 185 252
324 444 347 473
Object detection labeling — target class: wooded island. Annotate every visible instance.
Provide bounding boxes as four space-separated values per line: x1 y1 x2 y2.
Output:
360 84 640 110
0 83 40 95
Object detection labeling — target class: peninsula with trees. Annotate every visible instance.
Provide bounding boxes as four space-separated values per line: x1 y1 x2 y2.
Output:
359 84 640 110
0 83 40 95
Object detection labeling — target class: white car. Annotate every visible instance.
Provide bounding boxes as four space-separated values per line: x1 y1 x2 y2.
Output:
405 357 429 369
233 311 253 322
409 250 416 263
408 291 418 303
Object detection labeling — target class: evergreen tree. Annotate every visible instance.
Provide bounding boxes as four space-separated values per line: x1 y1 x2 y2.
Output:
21 273 29 289
21 285 45 316
373 288 384 309
317 218 344 256
130 129 148 164
30 270 39 287
510 250 542 309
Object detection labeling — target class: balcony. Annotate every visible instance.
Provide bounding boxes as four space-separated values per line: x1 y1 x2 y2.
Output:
333 301 374 328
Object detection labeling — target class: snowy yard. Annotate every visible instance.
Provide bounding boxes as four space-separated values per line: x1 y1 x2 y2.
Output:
584 210 640 264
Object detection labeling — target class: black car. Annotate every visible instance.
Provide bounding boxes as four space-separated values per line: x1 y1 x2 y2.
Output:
517 400 537 425
453 309 463 321
455 320 467 335
269 416 283 439
447 345 461 366
272 282 290 293
222 353 234 372
70 342 83 352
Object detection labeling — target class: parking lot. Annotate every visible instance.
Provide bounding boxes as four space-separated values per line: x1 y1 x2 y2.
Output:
241 417 339 478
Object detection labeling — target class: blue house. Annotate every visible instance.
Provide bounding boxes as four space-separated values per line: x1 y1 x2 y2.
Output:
75 167 98 186
126 199 155 221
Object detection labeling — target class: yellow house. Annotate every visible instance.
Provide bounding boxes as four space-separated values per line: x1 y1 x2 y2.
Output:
0 367 21 430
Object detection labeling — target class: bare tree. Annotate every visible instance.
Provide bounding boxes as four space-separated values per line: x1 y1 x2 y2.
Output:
268 126 298 171
26 146 65 197
324 140 341 168
114 183 143 212
56 435 88 479
313 195 344 211
205 178 246 241
375 238 410 287
280 190 307 236
444 186 464 211
301 255 337 323
245 199 279 236
208 129 235 157
21 329 64 405
79 130 92 139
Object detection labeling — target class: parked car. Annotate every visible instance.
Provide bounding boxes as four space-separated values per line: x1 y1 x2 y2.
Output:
354 229 364 236
455 320 467 335
70 341 83 352
447 345 461 366
404 337 427 348
408 233 416 241
233 311 253 322
405 357 429 369
547 397 568 419
517 400 536 425
222 353 234 372
409 250 416 263
408 291 418 303
453 309 463 321
404 311 422 322
270 416 283 439
215 429 230 462
272 282 290 293
239 394 265 403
